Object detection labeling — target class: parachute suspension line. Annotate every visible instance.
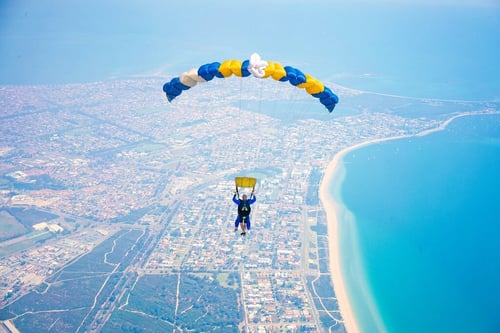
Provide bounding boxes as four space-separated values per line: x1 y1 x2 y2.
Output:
258 78 264 115
238 77 243 114
238 75 252 131
288 83 302 114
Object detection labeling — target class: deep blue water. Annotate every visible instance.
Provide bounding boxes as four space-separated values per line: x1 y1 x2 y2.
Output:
334 114 500 332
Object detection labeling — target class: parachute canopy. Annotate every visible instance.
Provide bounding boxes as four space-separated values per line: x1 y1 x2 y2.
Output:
235 177 257 189
235 177 257 198
163 53 339 112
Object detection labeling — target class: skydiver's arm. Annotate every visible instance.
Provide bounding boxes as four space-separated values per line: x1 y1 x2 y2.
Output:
249 196 256 204
232 194 240 204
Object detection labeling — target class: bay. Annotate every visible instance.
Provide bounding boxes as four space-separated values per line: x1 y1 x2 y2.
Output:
334 114 500 332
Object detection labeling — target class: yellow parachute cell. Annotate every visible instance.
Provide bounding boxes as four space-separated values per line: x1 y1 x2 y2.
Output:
218 59 243 77
264 61 287 80
297 74 325 95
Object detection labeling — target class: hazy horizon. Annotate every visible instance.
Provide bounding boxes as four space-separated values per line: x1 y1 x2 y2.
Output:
1 0 499 101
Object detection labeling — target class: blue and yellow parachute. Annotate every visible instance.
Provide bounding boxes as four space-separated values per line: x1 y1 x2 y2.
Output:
163 53 339 112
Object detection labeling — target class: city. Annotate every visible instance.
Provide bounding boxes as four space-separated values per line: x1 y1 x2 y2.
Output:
0 76 493 332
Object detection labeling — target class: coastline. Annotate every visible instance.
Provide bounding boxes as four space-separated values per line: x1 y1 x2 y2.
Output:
319 138 397 333
317 112 492 332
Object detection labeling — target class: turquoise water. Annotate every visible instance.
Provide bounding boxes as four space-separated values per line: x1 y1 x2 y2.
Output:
332 114 500 332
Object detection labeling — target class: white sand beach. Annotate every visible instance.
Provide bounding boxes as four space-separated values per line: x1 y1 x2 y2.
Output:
317 112 491 332
319 111 500 332
319 136 407 333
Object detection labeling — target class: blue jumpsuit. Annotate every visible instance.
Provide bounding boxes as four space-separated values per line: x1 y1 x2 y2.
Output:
233 194 256 230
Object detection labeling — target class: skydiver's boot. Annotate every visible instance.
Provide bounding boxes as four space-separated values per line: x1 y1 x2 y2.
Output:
240 221 247 236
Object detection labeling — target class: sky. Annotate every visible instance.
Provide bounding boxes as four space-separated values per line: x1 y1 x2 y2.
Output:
1 0 499 100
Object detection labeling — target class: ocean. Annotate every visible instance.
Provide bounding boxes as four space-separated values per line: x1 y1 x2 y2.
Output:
1 2 499 331
1 3 499 102
331 114 500 332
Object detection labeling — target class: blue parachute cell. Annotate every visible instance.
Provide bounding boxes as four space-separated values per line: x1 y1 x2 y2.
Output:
241 59 251 77
198 62 223 81
163 77 190 101
171 77 190 91
284 66 307 86
314 87 339 104
311 87 338 112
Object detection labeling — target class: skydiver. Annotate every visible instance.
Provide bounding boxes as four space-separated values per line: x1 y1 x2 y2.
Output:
233 193 256 236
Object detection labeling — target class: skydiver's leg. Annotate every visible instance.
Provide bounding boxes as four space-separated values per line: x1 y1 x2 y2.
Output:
234 216 240 231
246 217 251 230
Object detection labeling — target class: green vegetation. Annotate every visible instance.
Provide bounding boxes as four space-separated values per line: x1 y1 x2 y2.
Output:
216 272 240 290
13 308 89 333
0 210 28 241
10 174 67 190
0 227 145 332
111 206 152 224
2 207 59 227
306 167 322 205
0 230 54 257
48 229 139 281
103 310 175 333
130 142 167 154
120 273 241 332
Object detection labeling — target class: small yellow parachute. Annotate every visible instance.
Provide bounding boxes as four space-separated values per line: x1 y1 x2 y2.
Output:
235 177 257 189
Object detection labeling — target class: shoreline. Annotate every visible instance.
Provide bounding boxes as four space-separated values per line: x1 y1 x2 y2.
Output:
319 137 399 333
317 112 493 332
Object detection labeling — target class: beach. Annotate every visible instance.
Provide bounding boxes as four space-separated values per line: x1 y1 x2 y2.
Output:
319 128 453 332
319 117 431 332
318 145 358 333
318 111 500 333
319 138 395 333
